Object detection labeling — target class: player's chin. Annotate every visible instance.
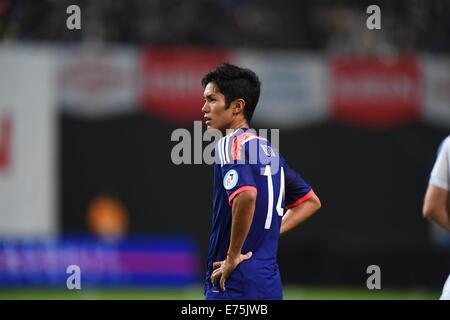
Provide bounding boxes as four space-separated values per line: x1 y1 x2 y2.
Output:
205 121 217 130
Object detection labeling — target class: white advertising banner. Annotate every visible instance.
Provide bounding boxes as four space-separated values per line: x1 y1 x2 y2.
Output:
422 55 450 128
234 51 328 128
59 46 137 117
0 46 57 236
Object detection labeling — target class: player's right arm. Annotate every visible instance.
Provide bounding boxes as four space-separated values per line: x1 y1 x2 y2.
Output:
423 185 450 231
423 137 450 231
280 161 321 235
281 192 321 235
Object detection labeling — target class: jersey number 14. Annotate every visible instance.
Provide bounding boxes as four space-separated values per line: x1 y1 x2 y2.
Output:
262 165 284 229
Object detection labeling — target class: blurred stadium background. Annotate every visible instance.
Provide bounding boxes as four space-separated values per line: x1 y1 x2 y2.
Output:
0 0 450 299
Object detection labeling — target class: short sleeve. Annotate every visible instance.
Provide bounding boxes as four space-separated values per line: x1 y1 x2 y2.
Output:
284 161 313 209
221 163 257 206
430 137 450 190
216 135 257 206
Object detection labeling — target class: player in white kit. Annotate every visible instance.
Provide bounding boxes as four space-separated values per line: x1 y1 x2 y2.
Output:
423 135 450 300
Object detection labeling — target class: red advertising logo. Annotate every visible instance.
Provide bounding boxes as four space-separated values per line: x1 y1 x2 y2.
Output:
0 114 11 172
330 56 422 127
139 48 231 123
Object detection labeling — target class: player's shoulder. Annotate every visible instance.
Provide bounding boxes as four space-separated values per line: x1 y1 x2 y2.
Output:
215 129 242 165
233 129 277 161
215 128 279 165
442 135 450 147
437 134 450 156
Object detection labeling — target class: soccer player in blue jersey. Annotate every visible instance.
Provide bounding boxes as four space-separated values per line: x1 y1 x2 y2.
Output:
201 63 321 300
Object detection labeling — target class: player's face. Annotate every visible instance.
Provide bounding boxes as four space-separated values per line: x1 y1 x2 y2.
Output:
202 82 233 131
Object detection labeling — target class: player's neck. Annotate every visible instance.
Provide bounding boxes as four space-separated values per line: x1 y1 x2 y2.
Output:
225 119 249 134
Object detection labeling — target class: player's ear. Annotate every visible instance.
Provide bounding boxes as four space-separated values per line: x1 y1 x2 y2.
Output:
231 98 245 116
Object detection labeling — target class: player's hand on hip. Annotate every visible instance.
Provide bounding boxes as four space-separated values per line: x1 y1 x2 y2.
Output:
211 251 253 291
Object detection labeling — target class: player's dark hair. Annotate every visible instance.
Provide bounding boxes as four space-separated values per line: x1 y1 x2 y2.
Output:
201 63 261 123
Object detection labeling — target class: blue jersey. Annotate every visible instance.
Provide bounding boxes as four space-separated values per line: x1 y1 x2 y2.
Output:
204 128 313 300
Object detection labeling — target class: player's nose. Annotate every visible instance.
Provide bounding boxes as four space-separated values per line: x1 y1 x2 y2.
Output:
202 102 209 113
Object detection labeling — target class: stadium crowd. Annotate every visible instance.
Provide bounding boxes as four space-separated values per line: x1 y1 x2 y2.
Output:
0 0 449 54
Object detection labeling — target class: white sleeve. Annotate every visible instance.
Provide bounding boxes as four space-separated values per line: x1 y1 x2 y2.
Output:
429 137 450 190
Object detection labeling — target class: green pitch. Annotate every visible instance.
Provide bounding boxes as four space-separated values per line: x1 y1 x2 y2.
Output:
0 286 440 300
